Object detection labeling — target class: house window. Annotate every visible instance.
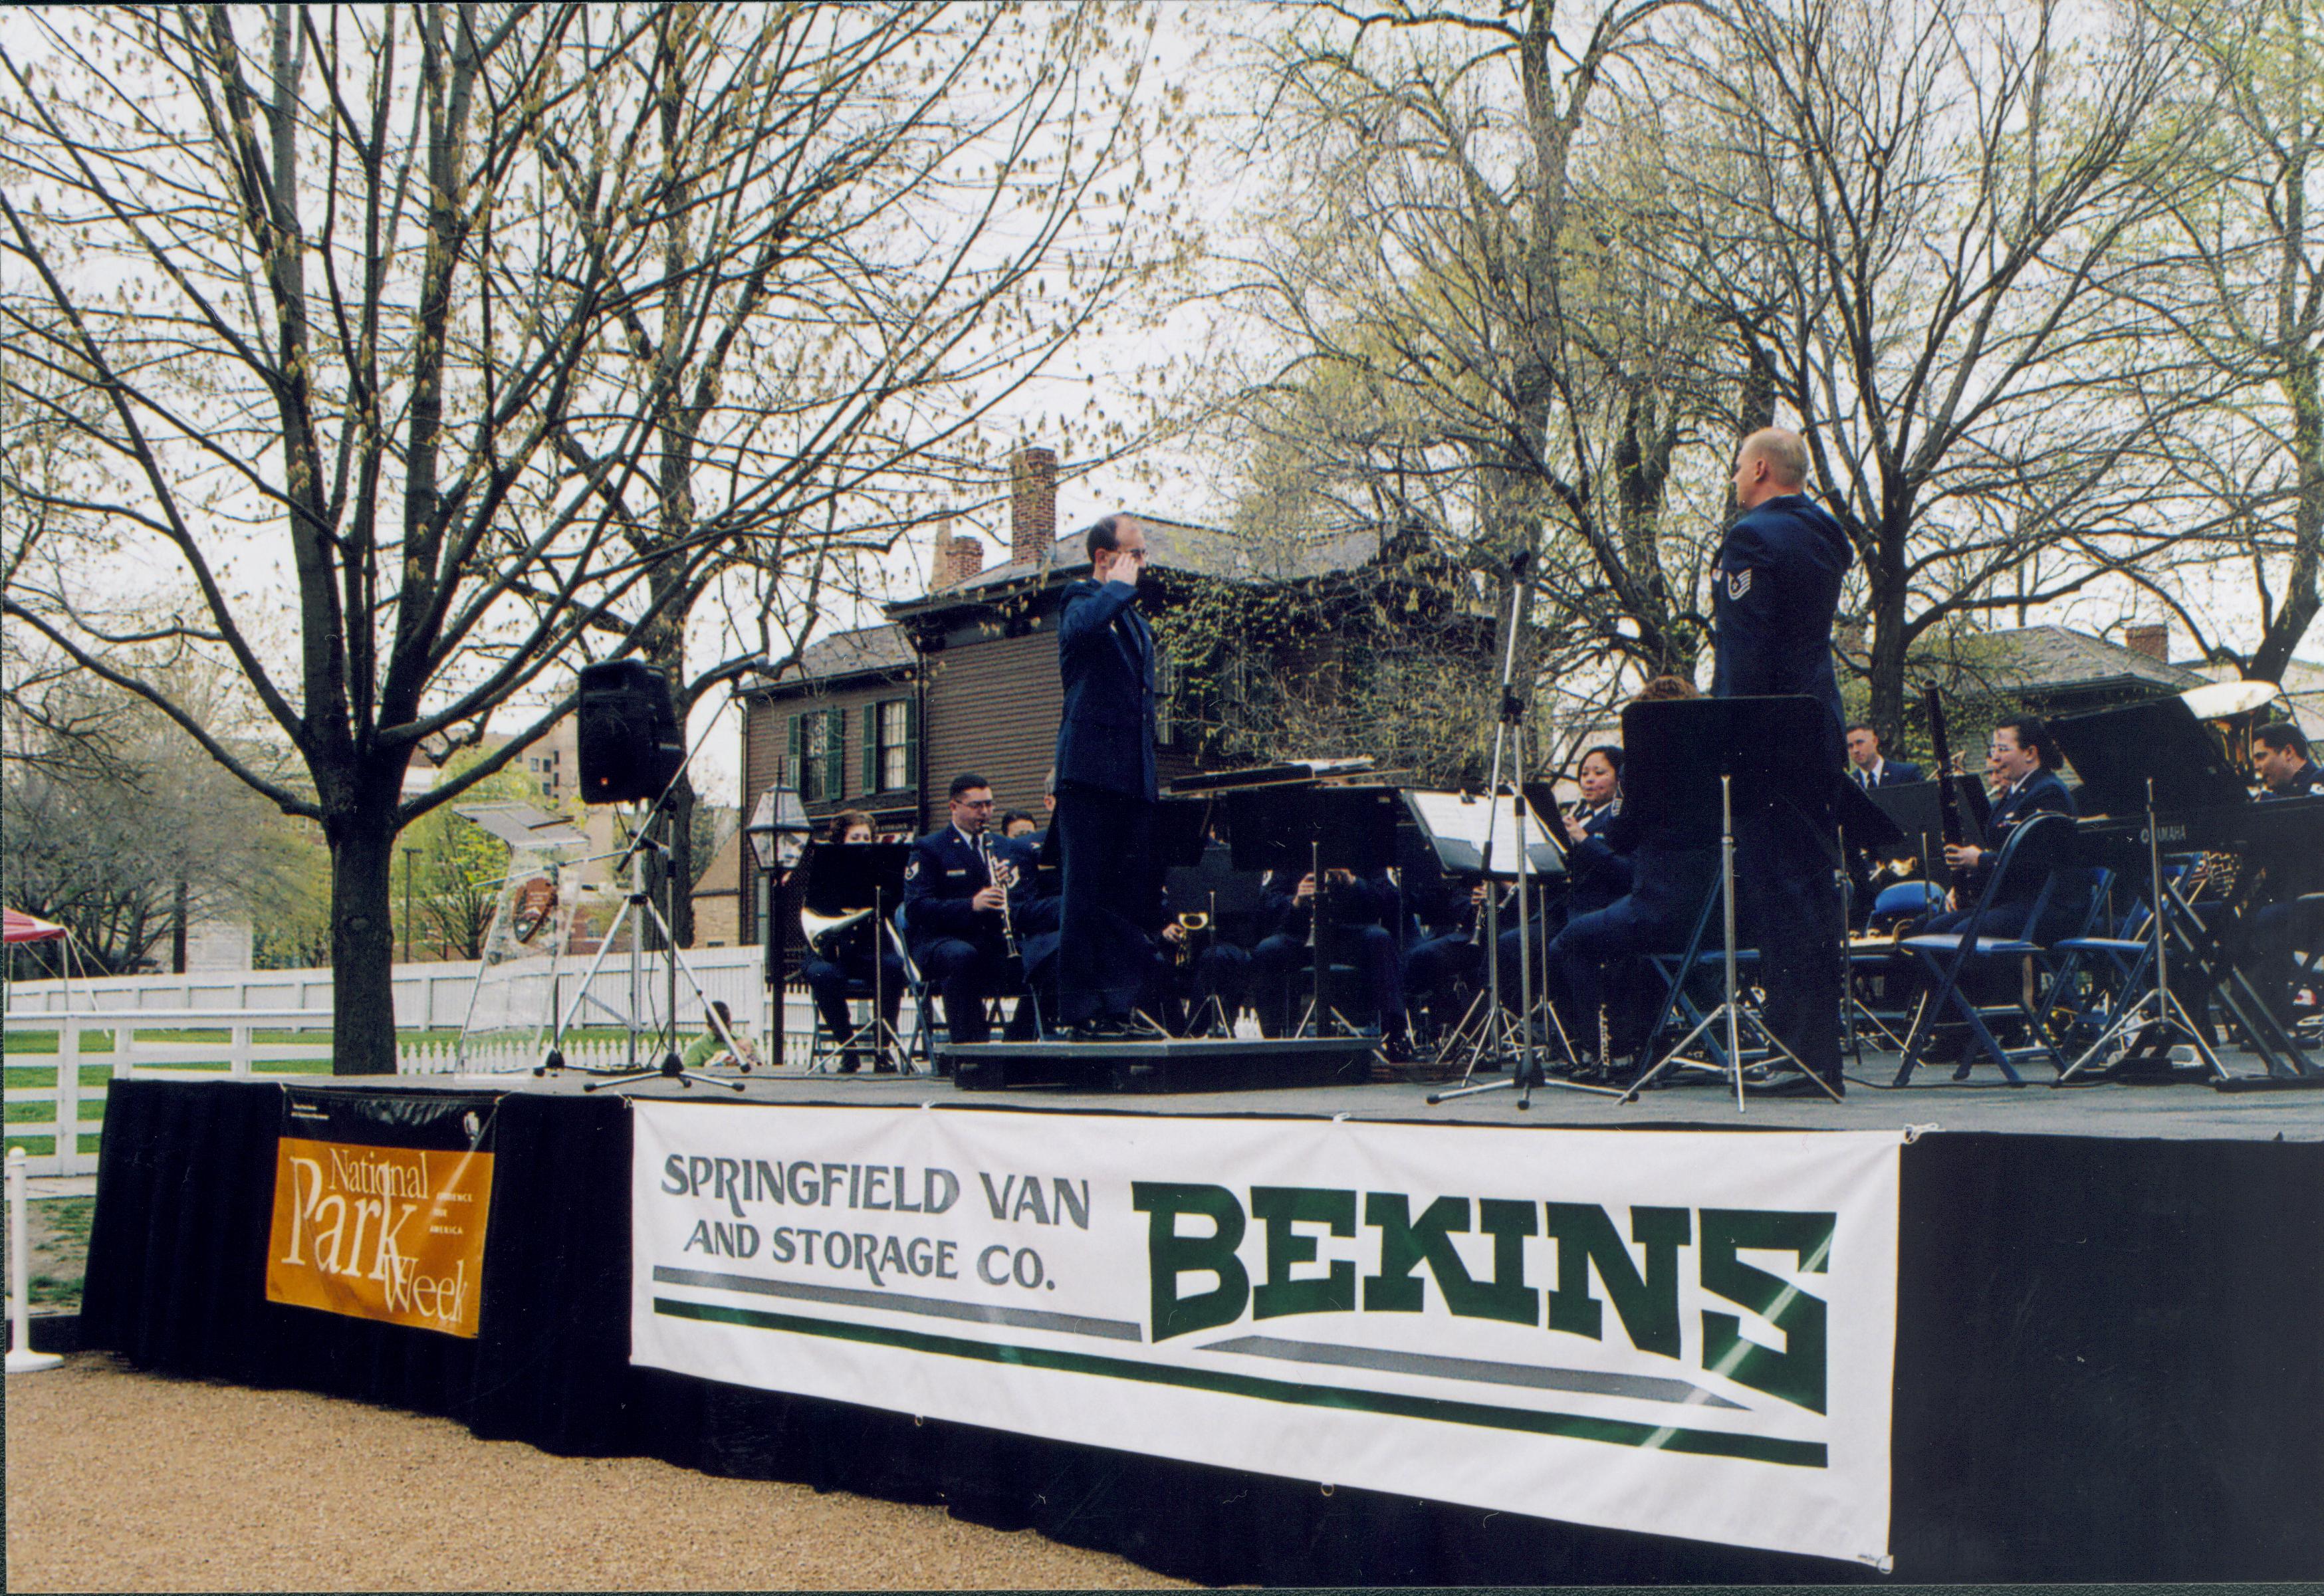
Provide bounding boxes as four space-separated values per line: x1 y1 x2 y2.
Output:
877 699 911 791
788 709 844 802
1154 646 1176 746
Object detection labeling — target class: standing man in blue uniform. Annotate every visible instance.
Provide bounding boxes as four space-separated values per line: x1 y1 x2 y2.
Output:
902 774 1017 1046
1054 514 1161 1037
1712 427 1853 1097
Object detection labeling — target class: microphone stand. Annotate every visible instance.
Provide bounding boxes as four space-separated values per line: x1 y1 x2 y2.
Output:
1432 552 1611 1107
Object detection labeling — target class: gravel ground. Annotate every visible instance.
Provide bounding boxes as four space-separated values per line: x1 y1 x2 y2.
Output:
4 1355 1194 1592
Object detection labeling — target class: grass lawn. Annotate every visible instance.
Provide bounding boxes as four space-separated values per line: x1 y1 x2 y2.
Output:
0 1193 94 1311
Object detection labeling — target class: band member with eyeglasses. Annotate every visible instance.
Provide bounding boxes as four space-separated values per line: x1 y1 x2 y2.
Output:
1915 716 2081 1069
903 774 1018 1047
800 808 905 1073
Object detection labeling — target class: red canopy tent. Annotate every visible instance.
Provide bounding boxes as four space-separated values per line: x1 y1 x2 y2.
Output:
5 906 66 943
4 907 68 944
5 907 78 1009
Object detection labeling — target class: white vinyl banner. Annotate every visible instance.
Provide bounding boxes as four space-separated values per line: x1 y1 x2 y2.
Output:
631 1104 1903 1566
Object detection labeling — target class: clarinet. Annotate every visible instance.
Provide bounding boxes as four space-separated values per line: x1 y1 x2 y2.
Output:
978 830 1022 967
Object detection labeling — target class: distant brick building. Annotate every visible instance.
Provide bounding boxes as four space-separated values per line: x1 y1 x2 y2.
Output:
734 445 1484 953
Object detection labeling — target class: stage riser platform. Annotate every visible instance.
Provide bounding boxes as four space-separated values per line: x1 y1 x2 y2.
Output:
76 1080 2323 1585
945 1036 1375 1092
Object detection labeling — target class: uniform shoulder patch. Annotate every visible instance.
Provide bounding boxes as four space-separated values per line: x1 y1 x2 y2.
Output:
1726 567 1754 601
904 857 921 880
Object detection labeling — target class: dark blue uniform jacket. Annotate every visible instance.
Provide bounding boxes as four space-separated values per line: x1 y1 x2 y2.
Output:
1712 493 1850 728
1960 768 2077 905
1562 802 1632 918
901 825 999 946
1054 578 1157 802
1856 759 1924 789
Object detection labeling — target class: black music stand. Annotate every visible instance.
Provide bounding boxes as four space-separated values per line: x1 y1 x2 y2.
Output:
798 842 914 1074
2052 697 2250 817
1152 798 1213 870
1163 842 1267 1036
1226 784 1399 1038
1617 695 1843 1111
1868 779 1988 891
2048 701 2242 1083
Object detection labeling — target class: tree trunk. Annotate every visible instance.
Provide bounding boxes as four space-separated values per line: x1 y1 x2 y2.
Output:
2250 348 2323 684
171 877 189 974
1863 508 1915 747
660 768 697 950
327 806 400 1076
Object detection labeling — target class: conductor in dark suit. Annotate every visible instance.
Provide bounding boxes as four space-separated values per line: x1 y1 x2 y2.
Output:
1713 427 1852 1096
1845 723 1923 790
1054 514 1161 1036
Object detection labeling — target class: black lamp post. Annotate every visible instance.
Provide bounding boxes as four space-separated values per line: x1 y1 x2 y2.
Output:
744 785 810 1067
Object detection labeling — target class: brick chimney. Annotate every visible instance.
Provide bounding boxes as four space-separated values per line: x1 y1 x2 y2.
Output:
2125 623 2168 663
1010 445 1056 567
931 526 984 590
925 517 983 589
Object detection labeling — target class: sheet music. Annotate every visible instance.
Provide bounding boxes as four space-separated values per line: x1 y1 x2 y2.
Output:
1401 789 1564 878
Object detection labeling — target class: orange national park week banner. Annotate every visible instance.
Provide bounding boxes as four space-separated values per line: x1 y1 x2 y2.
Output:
265 1089 500 1338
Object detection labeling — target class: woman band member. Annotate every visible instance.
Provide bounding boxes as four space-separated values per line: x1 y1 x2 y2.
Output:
803 808 901 1072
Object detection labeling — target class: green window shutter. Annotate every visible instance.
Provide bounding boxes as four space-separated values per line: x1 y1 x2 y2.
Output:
826 707 846 798
862 703 879 793
786 712 802 796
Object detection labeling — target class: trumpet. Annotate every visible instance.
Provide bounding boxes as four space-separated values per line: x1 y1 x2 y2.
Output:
1172 910 1211 965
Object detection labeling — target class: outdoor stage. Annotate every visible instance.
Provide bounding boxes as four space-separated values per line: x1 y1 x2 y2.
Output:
74 1059 2322 1585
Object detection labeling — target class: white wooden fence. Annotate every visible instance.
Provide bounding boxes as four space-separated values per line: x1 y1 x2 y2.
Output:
3 988 860 1177
3 945 776 1033
3 1010 336 1177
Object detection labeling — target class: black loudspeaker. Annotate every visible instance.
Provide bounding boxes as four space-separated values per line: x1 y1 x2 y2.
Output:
576 660 685 804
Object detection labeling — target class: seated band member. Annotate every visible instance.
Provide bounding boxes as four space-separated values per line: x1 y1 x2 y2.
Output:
998 808 1039 840
800 809 905 1074
1498 745 1631 1008
1159 840 1261 1037
2238 723 2324 1039
1537 677 1710 1075
1248 865 1412 1058
903 774 1020 1047
1845 723 1924 790
1539 794 1719 1080
1402 869 1484 1042
1915 715 2080 1065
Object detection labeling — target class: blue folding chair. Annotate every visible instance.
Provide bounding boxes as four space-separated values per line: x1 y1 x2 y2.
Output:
1848 881 1947 1055
1893 812 2083 1086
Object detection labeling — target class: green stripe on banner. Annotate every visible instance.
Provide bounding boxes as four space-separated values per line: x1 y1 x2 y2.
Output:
653 1296 1825 1469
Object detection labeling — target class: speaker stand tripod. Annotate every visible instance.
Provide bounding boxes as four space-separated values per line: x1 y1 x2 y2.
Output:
538 808 744 1094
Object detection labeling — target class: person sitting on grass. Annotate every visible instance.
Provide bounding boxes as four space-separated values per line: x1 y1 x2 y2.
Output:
679 1000 762 1071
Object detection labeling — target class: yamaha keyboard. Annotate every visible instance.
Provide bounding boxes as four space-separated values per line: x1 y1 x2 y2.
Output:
2072 792 2324 862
